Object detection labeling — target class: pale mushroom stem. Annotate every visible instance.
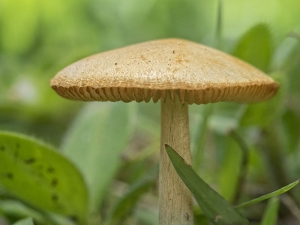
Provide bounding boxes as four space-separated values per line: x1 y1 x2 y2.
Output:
159 92 194 225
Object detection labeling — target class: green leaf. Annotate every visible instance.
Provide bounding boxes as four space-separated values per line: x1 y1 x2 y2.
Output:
61 102 134 212
235 179 300 209
0 132 88 224
13 217 34 225
165 145 249 225
233 24 272 72
260 197 280 225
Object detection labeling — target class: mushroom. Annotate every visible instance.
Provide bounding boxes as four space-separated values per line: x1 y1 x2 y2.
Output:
50 38 279 225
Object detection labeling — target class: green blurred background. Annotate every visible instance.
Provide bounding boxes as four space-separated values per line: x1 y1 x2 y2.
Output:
1 0 300 224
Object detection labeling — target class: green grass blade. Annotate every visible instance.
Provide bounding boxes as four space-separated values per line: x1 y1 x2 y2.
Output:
0 132 88 224
0 199 73 225
165 145 249 225
12 217 34 225
106 173 156 225
260 197 280 225
236 180 300 209
218 134 244 202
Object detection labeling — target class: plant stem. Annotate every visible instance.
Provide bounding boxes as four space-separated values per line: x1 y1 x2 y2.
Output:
159 92 194 225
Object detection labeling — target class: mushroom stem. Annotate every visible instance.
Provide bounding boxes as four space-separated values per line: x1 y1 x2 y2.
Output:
159 92 194 225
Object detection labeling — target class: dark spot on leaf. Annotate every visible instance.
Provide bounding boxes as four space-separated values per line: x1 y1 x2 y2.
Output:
47 167 55 173
14 150 19 159
173 50 175 54
51 178 58 187
25 158 36 164
6 173 13 179
114 63 117 65
69 215 78 222
52 194 58 202
0 146 5 151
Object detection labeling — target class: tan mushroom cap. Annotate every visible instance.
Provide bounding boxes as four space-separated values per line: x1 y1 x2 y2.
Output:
51 38 279 104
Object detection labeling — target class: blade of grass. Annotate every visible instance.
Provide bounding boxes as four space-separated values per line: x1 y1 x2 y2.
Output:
12 217 34 225
216 0 223 48
228 130 249 204
218 134 244 203
105 173 156 225
165 145 249 225
260 197 280 225
235 179 300 209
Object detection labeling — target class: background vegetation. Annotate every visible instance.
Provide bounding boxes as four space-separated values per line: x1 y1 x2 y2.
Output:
1 0 300 224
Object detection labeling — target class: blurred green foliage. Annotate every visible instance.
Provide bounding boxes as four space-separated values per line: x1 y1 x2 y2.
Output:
1 0 300 224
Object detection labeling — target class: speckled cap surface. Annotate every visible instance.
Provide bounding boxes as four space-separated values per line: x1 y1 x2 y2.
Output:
51 38 279 104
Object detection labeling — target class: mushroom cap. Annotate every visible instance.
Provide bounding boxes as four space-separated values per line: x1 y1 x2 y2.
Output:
51 38 279 104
